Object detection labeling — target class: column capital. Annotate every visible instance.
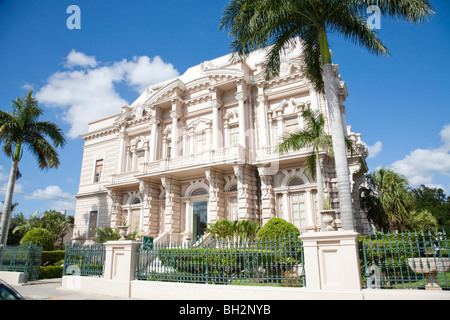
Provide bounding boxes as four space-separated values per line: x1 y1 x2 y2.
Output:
149 117 161 126
211 100 222 110
170 110 181 120
235 92 248 102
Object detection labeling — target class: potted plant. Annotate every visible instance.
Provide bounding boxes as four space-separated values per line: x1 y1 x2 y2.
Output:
320 196 336 231
118 216 129 240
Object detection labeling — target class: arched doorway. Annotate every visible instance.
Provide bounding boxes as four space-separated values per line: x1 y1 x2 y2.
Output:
191 188 208 241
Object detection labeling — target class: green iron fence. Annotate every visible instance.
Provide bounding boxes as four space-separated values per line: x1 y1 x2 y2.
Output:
0 243 43 283
136 233 305 287
63 242 105 277
359 228 450 290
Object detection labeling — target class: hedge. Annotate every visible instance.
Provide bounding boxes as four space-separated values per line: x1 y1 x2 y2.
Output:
39 266 64 279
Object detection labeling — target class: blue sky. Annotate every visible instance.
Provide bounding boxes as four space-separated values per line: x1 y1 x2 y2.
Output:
0 0 449 218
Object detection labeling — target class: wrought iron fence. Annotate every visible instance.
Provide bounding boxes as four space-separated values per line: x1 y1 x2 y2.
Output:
63 242 105 277
0 243 43 283
359 228 450 290
136 233 305 287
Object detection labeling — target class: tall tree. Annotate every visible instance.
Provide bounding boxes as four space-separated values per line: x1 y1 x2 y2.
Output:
0 90 66 244
360 167 412 231
410 184 450 232
220 0 434 230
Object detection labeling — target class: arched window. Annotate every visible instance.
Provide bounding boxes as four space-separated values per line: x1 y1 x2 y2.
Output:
229 185 238 192
192 189 208 196
289 178 304 187
131 198 141 205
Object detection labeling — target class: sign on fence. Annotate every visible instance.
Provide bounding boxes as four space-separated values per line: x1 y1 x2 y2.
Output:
142 237 153 250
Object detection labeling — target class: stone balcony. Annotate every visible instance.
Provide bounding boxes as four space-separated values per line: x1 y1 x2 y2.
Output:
139 144 247 178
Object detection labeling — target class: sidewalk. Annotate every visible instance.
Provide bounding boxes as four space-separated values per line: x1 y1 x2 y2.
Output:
11 278 135 300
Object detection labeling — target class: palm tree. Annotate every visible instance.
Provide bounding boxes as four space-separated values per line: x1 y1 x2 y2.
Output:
360 167 412 231
0 90 66 244
277 109 354 211
220 0 434 230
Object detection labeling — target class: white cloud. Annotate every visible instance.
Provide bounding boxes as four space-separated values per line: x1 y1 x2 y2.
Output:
24 185 76 212
121 56 179 92
26 185 73 201
367 141 382 159
65 49 98 68
36 51 179 138
392 124 450 187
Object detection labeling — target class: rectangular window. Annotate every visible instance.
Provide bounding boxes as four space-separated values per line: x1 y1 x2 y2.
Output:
285 117 298 132
290 193 306 228
276 194 283 219
230 126 239 146
230 196 238 221
87 210 98 238
167 143 171 159
94 159 103 182
196 131 207 152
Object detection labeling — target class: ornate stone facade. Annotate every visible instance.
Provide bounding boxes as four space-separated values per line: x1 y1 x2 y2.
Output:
72 43 369 243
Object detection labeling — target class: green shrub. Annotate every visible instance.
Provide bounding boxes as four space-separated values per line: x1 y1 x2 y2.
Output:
20 228 54 251
41 250 65 267
39 265 63 279
256 218 300 242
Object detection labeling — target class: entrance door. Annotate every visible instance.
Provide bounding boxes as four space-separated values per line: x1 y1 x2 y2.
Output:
192 201 208 241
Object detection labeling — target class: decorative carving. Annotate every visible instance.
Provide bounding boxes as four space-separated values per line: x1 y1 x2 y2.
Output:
233 165 245 197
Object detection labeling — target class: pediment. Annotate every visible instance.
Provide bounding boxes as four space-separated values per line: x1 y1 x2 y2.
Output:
187 117 211 131
270 98 306 115
223 109 239 122
130 136 149 148
145 78 186 105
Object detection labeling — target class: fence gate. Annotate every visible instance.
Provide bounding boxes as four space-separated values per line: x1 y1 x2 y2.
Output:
0 243 43 283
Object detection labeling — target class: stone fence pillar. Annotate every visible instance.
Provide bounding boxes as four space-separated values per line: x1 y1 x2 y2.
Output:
102 240 139 296
300 231 362 292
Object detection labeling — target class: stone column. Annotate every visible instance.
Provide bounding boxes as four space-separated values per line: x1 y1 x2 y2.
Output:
161 176 181 240
149 117 160 162
257 83 269 148
131 147 137 171
210 88 223 150
170 110 181 159
117 129 127 173
205 168 225 223
236 81 248 149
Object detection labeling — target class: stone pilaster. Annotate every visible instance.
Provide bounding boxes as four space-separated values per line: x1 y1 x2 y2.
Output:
108 189 123 228
139 180 160 237
233 164 258 221
257 166 275 225
161 176 181 238
205 168 225 223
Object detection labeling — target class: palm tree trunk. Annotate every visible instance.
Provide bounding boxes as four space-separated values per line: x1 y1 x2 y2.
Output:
0 160 19 245
315 155 325 228
322 63 354 231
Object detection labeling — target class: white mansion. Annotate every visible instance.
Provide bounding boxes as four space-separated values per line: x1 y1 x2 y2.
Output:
72 45 369 243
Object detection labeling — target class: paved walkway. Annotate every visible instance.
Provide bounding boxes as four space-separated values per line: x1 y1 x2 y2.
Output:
11 278 134 300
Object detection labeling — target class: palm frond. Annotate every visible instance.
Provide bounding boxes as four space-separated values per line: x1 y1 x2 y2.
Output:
350 0 435 24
